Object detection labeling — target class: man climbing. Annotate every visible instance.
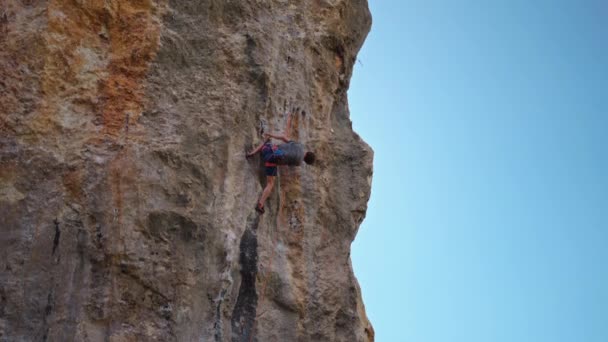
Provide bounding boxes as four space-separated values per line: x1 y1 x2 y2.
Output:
246 108 316 214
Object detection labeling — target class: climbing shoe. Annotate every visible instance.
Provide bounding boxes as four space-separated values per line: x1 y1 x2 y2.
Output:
255 203 265 214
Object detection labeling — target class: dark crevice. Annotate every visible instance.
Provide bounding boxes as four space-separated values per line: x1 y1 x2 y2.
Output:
44 292 53 317
41 289 54 342
230 213 261 342
0 287 6 316
213 287 228 342
52 219 60 255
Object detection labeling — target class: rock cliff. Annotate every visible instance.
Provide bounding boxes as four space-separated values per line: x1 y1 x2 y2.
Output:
0 1 373 341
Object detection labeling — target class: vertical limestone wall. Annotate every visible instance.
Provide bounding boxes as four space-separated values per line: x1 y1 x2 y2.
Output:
0 1 373 341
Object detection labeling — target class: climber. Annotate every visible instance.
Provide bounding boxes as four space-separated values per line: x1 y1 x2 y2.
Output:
246 108 316 214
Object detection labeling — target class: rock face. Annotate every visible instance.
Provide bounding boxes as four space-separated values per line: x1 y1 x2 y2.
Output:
0 1 373 341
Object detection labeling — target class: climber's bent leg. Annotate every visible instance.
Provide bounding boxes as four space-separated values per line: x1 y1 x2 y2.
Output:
258 175 276 211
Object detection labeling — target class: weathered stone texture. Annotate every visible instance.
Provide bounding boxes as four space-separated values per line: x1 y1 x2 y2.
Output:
1 1 373 341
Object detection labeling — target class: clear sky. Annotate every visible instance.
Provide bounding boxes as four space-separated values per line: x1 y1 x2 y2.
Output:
349 1 608 341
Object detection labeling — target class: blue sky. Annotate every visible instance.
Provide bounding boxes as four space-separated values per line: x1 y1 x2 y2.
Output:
349 1 608 341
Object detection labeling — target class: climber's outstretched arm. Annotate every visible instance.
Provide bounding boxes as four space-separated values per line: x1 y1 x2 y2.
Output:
264 133 289 143
247 141 266 157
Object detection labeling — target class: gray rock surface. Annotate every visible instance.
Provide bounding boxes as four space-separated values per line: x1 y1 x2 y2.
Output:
0 0 373 341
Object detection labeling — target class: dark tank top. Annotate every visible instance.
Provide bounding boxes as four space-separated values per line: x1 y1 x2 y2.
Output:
277 141 304 166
